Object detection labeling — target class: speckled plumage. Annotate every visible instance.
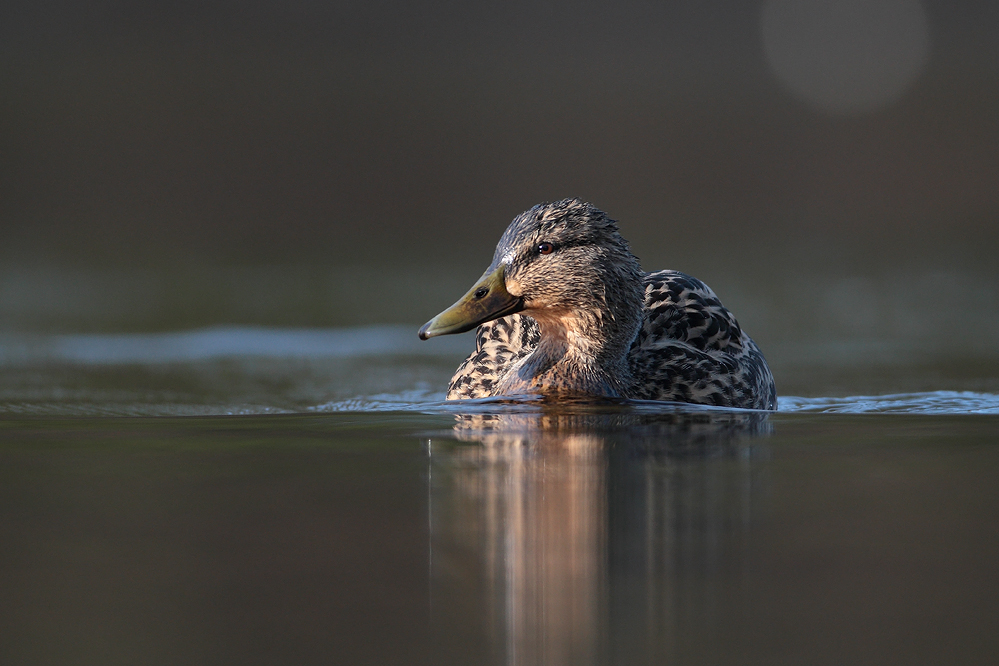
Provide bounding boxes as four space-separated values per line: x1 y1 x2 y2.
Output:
435 199 777 410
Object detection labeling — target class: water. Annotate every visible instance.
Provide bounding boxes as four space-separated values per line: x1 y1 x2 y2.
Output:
4 325 999 417
1 409 997 665
1 323 998 664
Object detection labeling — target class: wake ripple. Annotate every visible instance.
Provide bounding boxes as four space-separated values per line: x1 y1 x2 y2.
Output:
778 391 999 415
313 390 999 416
3 391 997 417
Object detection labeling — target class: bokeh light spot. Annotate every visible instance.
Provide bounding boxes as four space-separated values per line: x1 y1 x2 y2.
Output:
761 0 930 115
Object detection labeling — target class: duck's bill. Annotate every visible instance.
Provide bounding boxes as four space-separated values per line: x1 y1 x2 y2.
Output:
419 265 524 339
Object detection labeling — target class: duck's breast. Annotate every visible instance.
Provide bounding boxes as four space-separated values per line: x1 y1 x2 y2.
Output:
446 313 540 399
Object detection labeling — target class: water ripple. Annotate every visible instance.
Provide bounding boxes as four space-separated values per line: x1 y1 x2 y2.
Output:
313 391 999 417
1 328 997 417
778 391 999 415
3 390 998 418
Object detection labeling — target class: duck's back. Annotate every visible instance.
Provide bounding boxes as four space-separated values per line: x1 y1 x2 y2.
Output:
446 270 776 409
627 271 776 410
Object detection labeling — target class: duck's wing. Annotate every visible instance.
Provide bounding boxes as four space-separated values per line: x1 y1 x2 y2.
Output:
628 270 776 410
446 313 540 399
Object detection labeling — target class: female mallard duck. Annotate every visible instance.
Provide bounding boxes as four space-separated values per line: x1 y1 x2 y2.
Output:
419 199 777 410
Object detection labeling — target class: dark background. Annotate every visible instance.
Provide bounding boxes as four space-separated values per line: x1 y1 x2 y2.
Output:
1 0 997 333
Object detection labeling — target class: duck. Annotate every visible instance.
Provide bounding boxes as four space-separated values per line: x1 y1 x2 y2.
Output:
418 199 777 410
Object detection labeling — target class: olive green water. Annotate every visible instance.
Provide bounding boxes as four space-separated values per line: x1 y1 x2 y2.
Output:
1 409 997 666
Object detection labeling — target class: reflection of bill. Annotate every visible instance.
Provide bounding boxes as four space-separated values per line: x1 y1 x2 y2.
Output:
435 407 771 665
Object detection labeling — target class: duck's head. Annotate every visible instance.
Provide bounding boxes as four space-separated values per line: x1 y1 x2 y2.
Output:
419 199 644 351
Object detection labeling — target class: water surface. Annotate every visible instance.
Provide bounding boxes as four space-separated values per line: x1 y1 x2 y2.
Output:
3 325 999 417
1 325 998 665
2 407 998 665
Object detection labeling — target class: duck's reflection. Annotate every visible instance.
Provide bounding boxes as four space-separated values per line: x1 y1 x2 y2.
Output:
430 407 771 665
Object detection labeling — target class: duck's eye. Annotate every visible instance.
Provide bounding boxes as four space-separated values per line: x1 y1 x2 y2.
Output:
537 242 555 255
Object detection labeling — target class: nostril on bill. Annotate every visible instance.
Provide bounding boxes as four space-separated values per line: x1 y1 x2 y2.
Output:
474 287 488 299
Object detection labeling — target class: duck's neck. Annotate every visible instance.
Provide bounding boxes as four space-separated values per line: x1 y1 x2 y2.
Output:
499 305 641 398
